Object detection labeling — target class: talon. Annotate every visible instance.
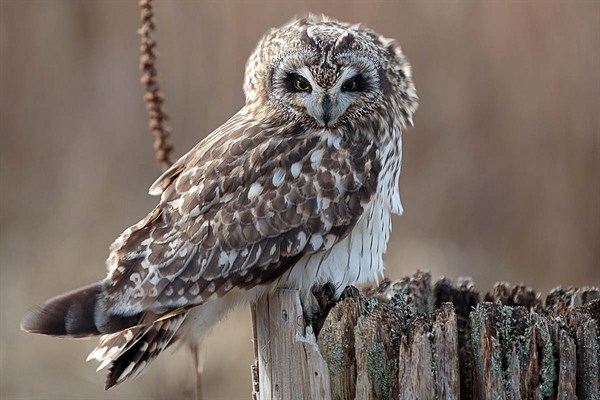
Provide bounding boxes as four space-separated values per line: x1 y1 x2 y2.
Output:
340 285 360 300
300 291 321 321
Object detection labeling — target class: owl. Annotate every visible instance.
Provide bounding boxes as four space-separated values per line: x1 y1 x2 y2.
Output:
21 14 418 389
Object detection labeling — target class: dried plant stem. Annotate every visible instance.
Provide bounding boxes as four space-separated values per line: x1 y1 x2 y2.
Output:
138 0 173 171
190 343 203 400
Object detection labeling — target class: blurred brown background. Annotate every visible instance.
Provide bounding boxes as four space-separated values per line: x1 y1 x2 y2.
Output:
1 1 598 399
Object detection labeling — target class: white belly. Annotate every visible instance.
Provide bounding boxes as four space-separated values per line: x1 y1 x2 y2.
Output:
276 198 392 297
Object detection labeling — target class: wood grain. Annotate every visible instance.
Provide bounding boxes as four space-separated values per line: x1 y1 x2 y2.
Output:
252 273 599 399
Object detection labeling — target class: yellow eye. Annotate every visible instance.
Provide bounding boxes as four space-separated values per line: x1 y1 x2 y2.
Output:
294 79 311 91
343 80 358 91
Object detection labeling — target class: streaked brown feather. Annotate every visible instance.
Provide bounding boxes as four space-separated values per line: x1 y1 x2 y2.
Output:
103 113 380 318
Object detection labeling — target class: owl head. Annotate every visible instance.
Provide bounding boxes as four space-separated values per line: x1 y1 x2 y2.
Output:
243 15 418 130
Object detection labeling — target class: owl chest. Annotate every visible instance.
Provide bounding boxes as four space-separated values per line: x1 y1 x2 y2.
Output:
279 150 400 298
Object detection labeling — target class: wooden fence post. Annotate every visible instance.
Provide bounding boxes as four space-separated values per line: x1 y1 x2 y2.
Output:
252 289 332 400
251 272 599 400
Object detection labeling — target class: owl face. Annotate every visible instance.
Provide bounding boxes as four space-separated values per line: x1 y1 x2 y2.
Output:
268 52 382 127
243 15 418 131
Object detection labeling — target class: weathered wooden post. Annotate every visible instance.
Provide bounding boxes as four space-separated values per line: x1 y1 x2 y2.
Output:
251 289 331 400
251 271 599 399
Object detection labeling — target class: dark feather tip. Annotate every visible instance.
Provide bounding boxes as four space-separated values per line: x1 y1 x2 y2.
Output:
20 282 103 338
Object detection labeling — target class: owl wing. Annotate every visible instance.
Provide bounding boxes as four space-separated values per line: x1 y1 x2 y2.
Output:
103 110 381 316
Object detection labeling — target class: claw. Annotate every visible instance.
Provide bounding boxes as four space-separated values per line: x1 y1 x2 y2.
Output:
300 291 321 321
340 286 360 300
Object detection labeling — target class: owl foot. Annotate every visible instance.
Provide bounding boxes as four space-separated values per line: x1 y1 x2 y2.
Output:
340 285 360 300
300 291 322 322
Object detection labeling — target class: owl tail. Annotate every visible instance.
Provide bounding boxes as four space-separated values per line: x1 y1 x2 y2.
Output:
88 311 188 389
21 283 188 389
20 282 140 338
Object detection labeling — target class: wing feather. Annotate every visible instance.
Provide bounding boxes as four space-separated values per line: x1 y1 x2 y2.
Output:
103 109 380 316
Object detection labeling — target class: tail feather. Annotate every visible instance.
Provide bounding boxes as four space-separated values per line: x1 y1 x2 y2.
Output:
21 282 188 389
91 312 188 389
20 282 140 337
20 282 104 337
87 325 148 371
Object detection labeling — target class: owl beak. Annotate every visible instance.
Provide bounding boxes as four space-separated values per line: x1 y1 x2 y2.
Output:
321 95 332 126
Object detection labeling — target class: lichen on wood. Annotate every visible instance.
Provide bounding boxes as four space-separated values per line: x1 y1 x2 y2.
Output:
317 298 359 400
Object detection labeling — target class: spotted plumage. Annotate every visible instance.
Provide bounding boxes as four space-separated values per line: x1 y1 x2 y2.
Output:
21 14 418 389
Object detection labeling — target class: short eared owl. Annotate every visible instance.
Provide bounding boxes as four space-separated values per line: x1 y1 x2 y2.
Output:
21 15 418 388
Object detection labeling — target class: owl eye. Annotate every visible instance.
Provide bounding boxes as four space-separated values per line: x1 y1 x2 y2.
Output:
342 80 358 92
293 78 311 92
341 75 366 92
285 73 311 93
